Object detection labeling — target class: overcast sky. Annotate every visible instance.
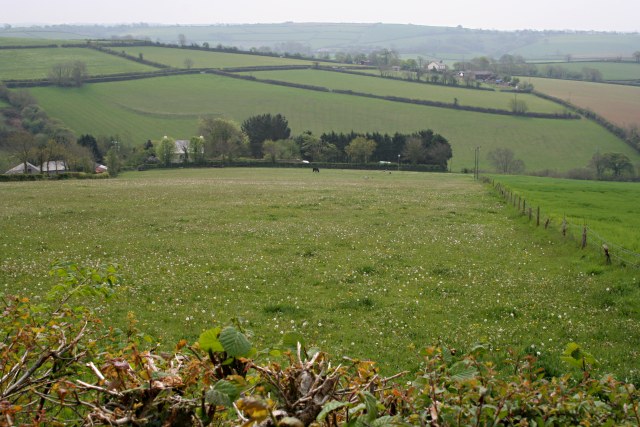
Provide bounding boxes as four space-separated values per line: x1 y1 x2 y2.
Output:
3 0 639 32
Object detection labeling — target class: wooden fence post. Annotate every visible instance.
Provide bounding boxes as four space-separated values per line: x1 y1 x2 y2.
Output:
528 207 533 221
581 225 587 249
536 207 540 227
544 218 550 229
562 216 567 237
603 244 611 265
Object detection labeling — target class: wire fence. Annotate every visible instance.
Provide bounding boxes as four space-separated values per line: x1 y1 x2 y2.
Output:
486 178 640 269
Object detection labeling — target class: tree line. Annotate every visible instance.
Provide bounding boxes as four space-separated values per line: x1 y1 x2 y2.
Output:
143 113 453 170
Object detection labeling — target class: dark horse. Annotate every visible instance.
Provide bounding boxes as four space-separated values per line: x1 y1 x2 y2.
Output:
312 167 320 173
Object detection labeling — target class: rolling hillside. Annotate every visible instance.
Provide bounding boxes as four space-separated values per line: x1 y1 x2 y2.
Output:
0 47 157 80
3 24 639 60
2 42 639 173
29 72 638 172
528 77 640 129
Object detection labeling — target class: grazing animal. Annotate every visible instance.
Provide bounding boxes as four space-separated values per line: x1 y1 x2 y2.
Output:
312 167 320 173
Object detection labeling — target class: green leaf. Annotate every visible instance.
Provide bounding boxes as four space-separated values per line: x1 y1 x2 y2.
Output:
205 379 240 407
362 392 379 423
219 326 252 357
449 362 478 382
198 327 223 353
282 331 305 351
317 401 351 422
370 415 396 426
268 349 282 357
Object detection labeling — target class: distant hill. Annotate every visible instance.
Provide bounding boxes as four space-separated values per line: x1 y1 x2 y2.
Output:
1 23 639 61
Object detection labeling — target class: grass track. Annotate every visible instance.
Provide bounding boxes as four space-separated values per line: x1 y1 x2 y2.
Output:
0 169 638 378
29 74 639 172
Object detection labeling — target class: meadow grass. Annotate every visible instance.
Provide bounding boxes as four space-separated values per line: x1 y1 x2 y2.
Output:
238 69 564 114
0 169 639 378
0 47 156 80
118 46 321 69
487 175 640 254
528 77 640 129
29 74 638 172
534 61 640 81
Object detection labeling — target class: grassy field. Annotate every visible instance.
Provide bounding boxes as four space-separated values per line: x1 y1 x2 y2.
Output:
0 169 638 378
528 77 640 129
239 69 564 114
489 175 640 254
29 74 638 172
119 46 323 69
511 33 640 60
0 47 156 80
535 61 640 81
0 36 78 46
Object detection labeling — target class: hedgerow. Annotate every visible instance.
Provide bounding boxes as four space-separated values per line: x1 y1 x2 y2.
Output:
1 263 639 426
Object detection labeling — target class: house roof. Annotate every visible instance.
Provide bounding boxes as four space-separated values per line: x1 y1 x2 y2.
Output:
40 161 67 172
5 162 40 174
174 140 190 154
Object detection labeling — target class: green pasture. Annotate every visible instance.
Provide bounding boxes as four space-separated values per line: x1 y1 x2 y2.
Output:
510 33 640 60
239 69 565 114
0 47 156 80
0 36 77 46
29 74 638 172
488 175 640 254
535 61 640 81
0 169 638 378
119 46 320 69
528 77 640 129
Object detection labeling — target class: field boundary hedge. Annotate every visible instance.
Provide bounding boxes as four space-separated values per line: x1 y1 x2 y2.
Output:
532 90 640 152
0 172 109 181
3 263 640 426
206 69 580 120
138 160 447 172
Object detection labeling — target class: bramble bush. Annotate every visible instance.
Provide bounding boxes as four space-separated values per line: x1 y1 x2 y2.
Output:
1 264 639 426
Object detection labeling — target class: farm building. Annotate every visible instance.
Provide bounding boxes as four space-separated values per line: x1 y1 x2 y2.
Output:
4 162 41 175
427 61 447 72
4 161 67 175
173 139 204 163
40 161 67 174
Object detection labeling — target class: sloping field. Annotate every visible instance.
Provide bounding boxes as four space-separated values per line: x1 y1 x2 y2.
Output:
529 77 640 128
119 46 321 69
239 69 565 114
0 47 156 80
535 61 640 81
510 33 640 60
30 74 639 172
491 175 640 253
0 169 638 377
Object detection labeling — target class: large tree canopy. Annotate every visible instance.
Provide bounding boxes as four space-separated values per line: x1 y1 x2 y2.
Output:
199 117 248 162
241 114 291 158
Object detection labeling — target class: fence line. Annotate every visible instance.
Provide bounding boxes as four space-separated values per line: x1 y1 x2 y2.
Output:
486 178 640 269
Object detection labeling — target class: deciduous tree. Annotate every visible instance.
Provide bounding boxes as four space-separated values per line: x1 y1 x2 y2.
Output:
199 117 248 162
345 136 377 163
157 136 175 166
487 147 525 174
